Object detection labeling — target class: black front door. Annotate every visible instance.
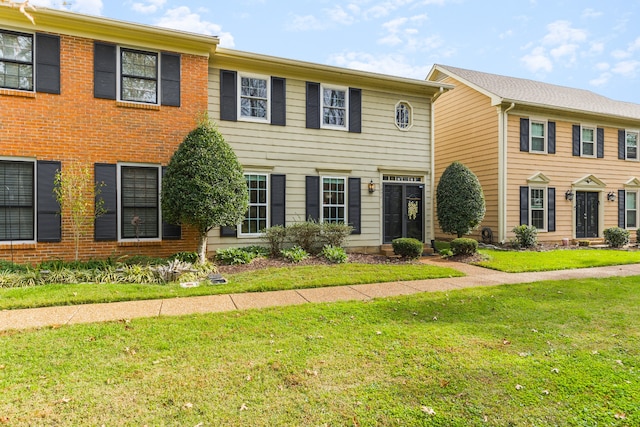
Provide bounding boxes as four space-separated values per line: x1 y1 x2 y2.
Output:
383 183 424 243
576 191 599 238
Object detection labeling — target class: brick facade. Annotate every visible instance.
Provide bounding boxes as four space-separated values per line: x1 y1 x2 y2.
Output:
0 28 210 264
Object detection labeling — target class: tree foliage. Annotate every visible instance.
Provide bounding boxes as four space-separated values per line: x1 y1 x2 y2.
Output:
436 161 486 238
162 120 248 264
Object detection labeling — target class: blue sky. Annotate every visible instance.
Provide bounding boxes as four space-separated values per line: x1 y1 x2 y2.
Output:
30 0 640 104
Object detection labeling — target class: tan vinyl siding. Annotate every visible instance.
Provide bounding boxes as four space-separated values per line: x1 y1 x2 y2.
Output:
207 60 434 252
433 76 499 240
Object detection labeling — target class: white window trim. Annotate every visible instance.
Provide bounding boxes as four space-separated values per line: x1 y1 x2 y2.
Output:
529 118 547 154
320 84 349 131
117 162 162 242
237 72 270 123
580 124 597 158
320 176 347 223
529 186 547 232
116 46 161 105
626 190 639 230
239 172 269 237
625 130 639 161
0 156 36 244
0 29 36 93
394 100 413 131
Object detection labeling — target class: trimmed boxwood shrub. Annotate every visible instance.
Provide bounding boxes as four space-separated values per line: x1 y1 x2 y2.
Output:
450 238 478 256
392 238 423 259
604 227 630 248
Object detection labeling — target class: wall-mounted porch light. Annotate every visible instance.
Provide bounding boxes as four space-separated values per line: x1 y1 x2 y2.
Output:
368 180 376 193
565 190 574 201
607 191 616 202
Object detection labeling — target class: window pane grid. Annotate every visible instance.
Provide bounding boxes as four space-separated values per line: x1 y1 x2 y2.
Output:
0 161 34 240
240 77 268 119
323 88 346 127
242 174 268 235
627 192 637 228
627 132 638 160
530 188 545 230
582 127 595 156
0 31 33 90
121 166 159 239
120 49 158 103
322 177 345 223
396 103 411 129
530 122 545 152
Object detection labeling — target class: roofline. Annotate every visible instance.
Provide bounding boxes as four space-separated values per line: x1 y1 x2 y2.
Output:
0 4 218 56
215 48 454 95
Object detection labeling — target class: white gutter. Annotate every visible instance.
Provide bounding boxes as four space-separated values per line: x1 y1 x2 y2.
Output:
499 102 515 243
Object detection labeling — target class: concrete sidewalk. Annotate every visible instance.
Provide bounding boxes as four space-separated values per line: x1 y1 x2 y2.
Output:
2 260 640 332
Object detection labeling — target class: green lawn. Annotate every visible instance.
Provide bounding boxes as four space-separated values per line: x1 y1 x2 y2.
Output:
474 248 640 272
1 276 638 425
0 263 463 311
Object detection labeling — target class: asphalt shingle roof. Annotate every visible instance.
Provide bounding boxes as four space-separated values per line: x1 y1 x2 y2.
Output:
435 64 640 121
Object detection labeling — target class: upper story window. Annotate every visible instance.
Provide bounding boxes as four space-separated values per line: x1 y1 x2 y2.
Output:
322 177 346 223
530 120 546 153
120 48 158 104
241 173 268 235
626 131 639 160
581 126 596 157
0 30 33 91
395 101 412 130
239 74 269 122
322 85 347 129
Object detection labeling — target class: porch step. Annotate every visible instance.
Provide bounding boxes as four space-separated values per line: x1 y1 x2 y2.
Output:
380 244 434 257
571 238 605 247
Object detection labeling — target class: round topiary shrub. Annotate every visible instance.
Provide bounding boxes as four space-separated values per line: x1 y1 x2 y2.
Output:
450 238 478 256
603 227 630 248
391 238 423 259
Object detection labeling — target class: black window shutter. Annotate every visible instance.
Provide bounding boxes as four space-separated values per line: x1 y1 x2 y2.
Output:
94 42 117 100
271 77 286 126
94 163 117 241
349 88 362 133
618 190 626 228
348 177 361 234
161 52 181 107
270 174 286 226
548 121 556 154
219 69 237 121
36 160 61 242
618 129 626 159
520 186 529 225
305 176 320 221
35 34 60 94
306 82 320 129
220 226 237 237
161 167 181 240
597 128 605 158
572 125 580 156
547 187 556 232
520 118 529 152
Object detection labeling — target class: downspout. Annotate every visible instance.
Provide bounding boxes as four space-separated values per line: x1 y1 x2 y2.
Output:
499 102 515 243
429 87 445 244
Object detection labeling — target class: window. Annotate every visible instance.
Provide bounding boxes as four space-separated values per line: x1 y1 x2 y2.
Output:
322 85 347 129
627 131 639 160
120 165 160 239
120 48 158 104
395 101 412 130
239 74 269 121
626 191 637 228
0 160 34 241
0 30 33 91
581 126 596 157
530 120 546 153
530 187 546 230
322 177 346 223
242 174 268 235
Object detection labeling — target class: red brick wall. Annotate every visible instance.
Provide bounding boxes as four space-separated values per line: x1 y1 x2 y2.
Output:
0 33 209 264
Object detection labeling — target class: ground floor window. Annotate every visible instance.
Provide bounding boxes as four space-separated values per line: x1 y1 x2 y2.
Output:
0 160 34 241
530 187 546 230
242 173 268 235
120 165 159 239
322 177 345 223
626 191 637 228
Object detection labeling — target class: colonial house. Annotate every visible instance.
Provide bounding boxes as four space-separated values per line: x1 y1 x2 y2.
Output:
0 5 213 263
208 48 452 254
427 64 640 244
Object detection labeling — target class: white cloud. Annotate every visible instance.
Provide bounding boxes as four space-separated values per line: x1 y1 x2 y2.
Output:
550 43 579 63
590 72 611 86
612 49 631 60
589 42 604 55
132 0 166 14
378 14 433 52
542 20 587 45
581 8 602 19
612 60 640 78
326 5 356 25
595 62 610 71
287 14 326 31
156 6 234 47
629 37 640 52
328 51 431 79
32 0 103 15
521 46 553 73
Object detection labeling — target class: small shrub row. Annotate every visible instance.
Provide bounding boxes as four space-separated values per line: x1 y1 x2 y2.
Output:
215 246 270 265
263 221 353 255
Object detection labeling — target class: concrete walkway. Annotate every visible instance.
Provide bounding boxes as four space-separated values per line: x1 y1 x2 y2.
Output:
2 259 640 333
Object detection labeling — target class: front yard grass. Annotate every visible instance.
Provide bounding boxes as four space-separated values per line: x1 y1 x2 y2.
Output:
0 263 463 311
474 248 640 272
1 276 638 425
